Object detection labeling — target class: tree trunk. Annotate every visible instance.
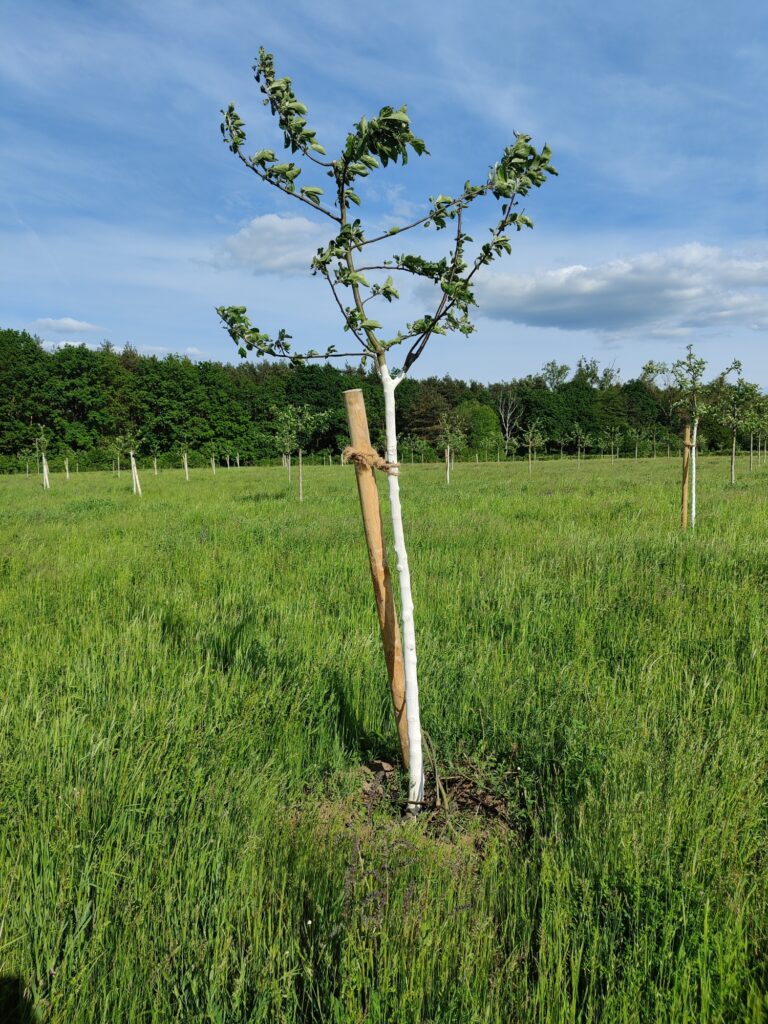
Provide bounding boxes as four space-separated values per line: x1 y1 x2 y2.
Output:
287 453 292 484
298 449 303 502
691 418 699 528
681 424 691 529
380 362 424 813
65 458 70 480
153 456 158 476
344 389 409 769
528 446 532 475
211 455 216 475
236 452 240 468
731 430 736 485
183 451 189 481
749 433 753 472
117 454 121 477
42 454 50 490
445 446 450 485
130 451 142 496
635 443 638 461
226 454 230 469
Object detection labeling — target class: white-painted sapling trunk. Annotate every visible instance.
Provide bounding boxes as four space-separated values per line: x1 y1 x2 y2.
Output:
691 418 699 529
42 454 50 490
236 453 240 468
731 430 737 485
153 456 158 476
65 458 70 480
130 451 142 496
299 449 303 502
183 451 189 481
380 362 424 812
445 446 451 485
211 454 216 475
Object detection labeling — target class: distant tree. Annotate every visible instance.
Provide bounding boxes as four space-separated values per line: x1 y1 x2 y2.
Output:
456 399 503 453
437 412 467 484
522 419 546 474
494 385 523 457
541 360 570 390
712 363 760 485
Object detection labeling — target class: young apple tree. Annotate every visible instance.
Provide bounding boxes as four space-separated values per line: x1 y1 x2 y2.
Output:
712 362 760 485
436 412 467 484
522 419 546 474
272 403 330 500
217 49 556 811
38 427 50 490
651 347 736 528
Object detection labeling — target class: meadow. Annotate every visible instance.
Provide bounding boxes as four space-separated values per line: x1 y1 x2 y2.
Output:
1 456 766 1023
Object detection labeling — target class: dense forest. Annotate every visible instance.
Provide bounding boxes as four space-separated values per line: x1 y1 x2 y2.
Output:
0 327 760 471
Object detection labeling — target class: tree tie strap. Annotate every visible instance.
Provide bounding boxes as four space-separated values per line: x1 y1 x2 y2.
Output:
342 445 399 474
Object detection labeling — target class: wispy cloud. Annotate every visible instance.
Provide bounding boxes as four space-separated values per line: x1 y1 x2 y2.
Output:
477 244 768 335
219 214 326 275
30 316 101 333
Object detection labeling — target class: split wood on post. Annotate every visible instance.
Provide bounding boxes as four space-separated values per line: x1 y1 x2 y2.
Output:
343 388 410 769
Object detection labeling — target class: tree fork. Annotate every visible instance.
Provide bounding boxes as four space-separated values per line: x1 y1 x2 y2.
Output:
344 389 410 769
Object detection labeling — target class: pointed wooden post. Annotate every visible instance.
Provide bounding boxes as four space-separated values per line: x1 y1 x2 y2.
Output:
344 389 409 768
681 424 691 529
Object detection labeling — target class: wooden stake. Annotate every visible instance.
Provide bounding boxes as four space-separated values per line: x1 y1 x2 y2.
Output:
681 424 691 529
343 389 409 768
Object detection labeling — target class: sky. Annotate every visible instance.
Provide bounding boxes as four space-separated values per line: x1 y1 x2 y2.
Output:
2 0 768 384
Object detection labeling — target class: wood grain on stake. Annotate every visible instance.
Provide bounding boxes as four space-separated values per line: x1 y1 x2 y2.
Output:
344 389 410 768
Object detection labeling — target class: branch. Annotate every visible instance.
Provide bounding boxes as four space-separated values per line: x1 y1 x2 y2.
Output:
236 149 341 222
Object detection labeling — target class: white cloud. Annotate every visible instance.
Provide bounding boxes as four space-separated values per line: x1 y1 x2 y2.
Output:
476 244 768 335
184 346 207 358
219 214 327 275
31 316 101 333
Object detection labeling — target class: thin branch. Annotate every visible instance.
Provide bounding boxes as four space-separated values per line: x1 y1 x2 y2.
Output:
361 184 491 248
236 150 341 222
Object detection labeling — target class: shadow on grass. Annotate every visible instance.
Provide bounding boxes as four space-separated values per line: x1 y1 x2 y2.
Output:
329 671 398 766
0 977 36 1024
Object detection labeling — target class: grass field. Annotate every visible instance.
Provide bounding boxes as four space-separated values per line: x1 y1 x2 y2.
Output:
1 457 767 1023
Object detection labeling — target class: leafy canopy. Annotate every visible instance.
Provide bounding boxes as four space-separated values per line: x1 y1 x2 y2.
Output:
218 48 557 376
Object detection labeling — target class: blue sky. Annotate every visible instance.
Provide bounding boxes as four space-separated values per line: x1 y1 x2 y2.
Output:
2 0 767 383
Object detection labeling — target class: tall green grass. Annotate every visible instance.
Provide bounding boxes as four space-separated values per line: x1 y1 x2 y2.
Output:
1 457 766 1022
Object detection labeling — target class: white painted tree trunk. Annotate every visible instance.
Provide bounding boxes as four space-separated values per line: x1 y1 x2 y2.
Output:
380 363 424 813
731 431 737 485
445 446 451 485
749 433 753 472
42 454 50 490
117 454 121 477
226 454 230 469
211 455 216 475
183 451 189 481
130 451 142 496
26 460 29 477
236 452 240 468
288 454 292 483
691 418 699 529
299 449 303 502
153 456 158 476
65 458 70 480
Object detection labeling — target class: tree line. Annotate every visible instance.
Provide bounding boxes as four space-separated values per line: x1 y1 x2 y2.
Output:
1 327 765 471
